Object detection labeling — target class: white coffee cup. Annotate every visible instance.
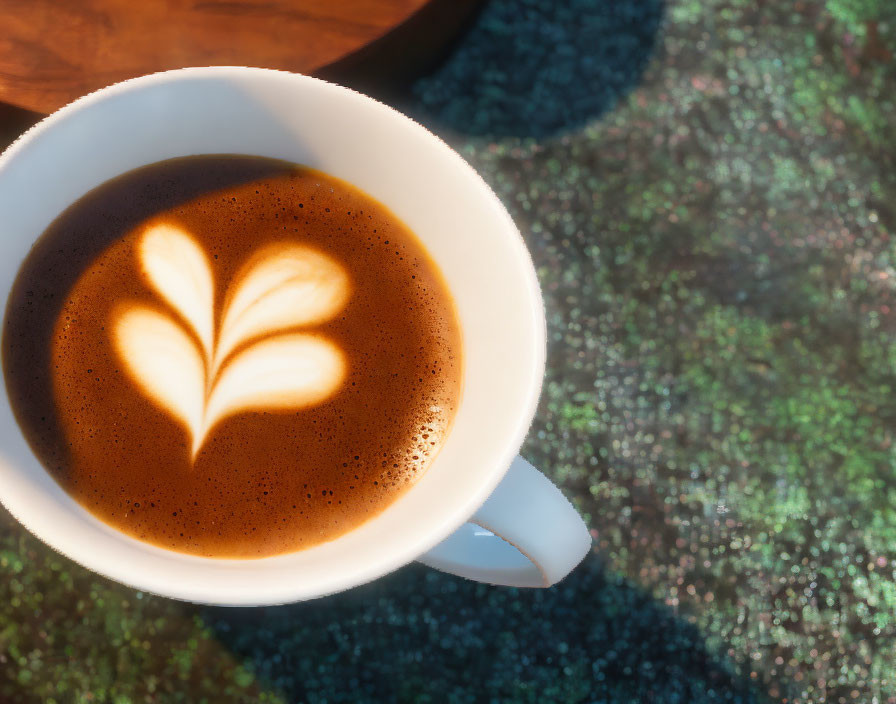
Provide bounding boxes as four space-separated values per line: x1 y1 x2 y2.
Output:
0 67 590 605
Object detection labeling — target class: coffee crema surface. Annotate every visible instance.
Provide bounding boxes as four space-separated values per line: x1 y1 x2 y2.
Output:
3 156 462 557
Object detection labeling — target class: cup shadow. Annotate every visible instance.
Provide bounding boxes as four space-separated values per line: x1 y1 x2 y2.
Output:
407 0 665 139
203 554 764 703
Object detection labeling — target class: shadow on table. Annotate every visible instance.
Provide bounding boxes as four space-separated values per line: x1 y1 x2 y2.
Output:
407 0 665 139
204 554 764 703
0 103 40 151
0 0 665 147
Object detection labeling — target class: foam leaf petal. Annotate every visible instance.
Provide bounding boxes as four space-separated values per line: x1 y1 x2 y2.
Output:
201 334 345 455
214 245 349 372
114 305 205 449
140 223 215 359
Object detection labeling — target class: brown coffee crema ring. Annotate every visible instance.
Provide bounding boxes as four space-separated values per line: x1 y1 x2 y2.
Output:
3 156 461 558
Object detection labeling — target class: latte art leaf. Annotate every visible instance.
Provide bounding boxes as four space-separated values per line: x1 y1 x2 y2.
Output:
213 244 350 374
114 223 350 458
114 305 206 438
140 223 215 361
204 334 345 442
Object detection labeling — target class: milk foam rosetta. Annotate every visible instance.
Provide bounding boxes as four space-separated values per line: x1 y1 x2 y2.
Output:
115 223 350 457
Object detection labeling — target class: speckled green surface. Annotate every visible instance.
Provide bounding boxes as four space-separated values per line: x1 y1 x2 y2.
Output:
2 0 896 702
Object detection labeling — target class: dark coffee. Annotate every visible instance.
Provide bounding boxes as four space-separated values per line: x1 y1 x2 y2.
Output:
3 156 462 557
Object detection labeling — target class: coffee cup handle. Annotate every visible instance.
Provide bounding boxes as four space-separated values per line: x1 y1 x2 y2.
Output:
416 456 592 587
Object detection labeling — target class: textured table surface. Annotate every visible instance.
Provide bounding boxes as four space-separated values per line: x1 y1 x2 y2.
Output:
1 0 895 702
0 0 439 114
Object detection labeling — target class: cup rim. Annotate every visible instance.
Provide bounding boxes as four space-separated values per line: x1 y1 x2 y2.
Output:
0 66 546 604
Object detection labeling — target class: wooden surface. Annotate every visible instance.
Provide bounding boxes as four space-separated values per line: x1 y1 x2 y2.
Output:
0 0 451 114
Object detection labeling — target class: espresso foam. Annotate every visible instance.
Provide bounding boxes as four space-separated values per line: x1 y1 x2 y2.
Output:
3 156 462 558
